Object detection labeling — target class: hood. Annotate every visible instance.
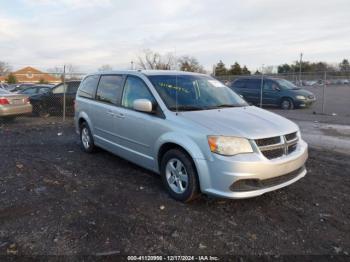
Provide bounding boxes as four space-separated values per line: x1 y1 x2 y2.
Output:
179 106 298 139
290 88 314 96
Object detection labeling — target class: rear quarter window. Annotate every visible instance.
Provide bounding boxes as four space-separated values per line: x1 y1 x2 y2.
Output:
77 76 99 99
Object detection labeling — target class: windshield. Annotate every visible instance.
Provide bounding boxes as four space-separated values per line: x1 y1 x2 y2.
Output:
148 74 248 111
275 79 299 90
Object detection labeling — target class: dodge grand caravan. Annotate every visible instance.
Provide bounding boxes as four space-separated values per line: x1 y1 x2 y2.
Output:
230 77 316 109
75 70 308 202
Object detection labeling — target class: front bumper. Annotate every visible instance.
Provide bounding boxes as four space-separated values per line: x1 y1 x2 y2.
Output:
196 139 308 199
295 98 316 108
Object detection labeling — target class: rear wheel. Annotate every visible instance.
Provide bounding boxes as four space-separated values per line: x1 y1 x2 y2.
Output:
33 104 50 117
281 98 294 110
160 149 200 202
80 122 95 153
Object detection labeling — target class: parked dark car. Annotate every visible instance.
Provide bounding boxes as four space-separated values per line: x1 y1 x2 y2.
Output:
18 85 53 97
9 83 36 92
29 80 81 116
230 77 316 109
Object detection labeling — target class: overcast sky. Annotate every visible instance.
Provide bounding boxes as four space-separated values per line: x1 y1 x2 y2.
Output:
1 0 349 72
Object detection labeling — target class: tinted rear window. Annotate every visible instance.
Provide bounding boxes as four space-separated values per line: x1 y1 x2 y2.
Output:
78 76 99 98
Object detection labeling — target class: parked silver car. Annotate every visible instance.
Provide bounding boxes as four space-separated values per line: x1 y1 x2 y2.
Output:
75 70 308 202
0 89 32 120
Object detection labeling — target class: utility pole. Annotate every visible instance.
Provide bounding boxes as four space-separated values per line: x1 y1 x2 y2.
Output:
260 64 264 108
131 61 134 70
63 65 66 122
322 71 326 114
299 53 303 86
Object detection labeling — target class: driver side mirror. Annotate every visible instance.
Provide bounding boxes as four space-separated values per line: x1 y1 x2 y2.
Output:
133 99 153 113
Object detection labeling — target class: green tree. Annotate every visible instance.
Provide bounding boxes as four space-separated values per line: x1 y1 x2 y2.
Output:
339 59 350 72
228 62 242 75
254 70 261 75
278 64 292 74
6 73 17 84
242 65 251 75
214 60 227 76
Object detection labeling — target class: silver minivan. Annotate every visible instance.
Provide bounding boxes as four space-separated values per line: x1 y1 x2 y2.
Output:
75 70 308 202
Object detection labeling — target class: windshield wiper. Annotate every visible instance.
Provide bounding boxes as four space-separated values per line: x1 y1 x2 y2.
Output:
208 104 239 109
169 105 206 111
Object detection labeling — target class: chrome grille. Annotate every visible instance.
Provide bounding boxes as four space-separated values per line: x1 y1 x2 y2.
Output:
255 132 299 160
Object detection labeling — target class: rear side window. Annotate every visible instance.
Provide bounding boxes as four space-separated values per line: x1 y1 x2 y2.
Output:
232 79 246 88
96 75 124 105
246 79 261 89
39 87 50 94
78 76 99 99
263 80 279 91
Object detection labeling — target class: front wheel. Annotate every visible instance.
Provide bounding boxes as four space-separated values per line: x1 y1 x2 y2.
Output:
280 98 294 110
160 149 200 202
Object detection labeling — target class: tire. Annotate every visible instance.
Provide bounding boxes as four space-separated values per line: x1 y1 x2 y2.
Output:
160 149 200 202
80 122 95 153
280 98 294 110
34 104 50 117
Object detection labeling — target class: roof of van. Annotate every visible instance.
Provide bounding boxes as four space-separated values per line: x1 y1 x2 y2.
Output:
89 70 206 76
234 76 283 81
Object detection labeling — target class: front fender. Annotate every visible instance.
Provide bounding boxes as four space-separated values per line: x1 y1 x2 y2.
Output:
154 132 213 191
155 132 206 162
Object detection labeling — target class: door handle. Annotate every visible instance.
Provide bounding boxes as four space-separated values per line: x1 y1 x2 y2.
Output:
107 110 115 116
115 113 125 119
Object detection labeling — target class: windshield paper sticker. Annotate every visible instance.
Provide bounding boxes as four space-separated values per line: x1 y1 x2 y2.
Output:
208 80 226 88
159 82 189 93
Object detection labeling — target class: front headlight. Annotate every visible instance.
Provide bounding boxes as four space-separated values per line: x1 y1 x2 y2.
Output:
208 136 253 156
296 95 306 100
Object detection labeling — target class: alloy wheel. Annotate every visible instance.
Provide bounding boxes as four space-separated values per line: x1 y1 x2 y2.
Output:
165 158 189 194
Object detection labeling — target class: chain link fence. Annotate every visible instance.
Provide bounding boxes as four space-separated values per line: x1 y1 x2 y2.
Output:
215 71 350 117
1 68 350 128
0 70 86 126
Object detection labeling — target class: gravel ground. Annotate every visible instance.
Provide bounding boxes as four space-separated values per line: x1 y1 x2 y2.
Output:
0 117 349 258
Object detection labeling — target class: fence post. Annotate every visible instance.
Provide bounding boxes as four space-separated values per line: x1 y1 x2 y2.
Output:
63 65 66 122
322 71 326 114
260 73 264 108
